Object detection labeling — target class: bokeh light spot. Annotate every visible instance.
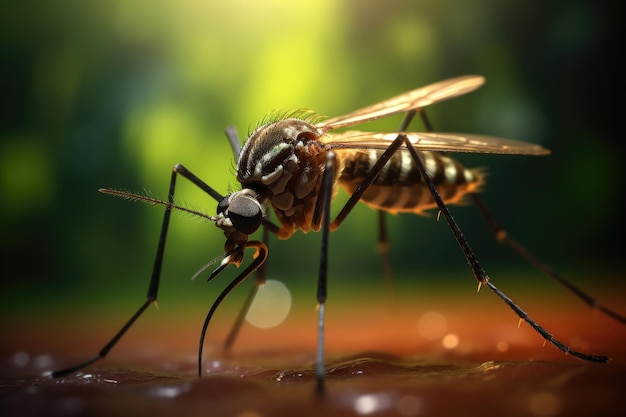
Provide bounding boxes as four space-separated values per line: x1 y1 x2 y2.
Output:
245 280 291 329
417 311 447 340
354 393 392 415
442 333 459 350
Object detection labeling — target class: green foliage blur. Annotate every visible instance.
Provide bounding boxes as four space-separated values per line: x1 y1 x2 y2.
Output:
1 0 623 315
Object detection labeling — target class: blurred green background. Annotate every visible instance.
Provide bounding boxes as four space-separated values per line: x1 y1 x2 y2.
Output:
1 0 623 324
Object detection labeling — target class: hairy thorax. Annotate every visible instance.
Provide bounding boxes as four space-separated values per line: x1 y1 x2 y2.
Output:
237 118 336 239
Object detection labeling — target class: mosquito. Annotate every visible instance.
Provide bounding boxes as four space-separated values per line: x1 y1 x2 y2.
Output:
50 75 623 395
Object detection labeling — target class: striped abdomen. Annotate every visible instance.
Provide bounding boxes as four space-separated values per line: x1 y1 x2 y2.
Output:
337 149 483 214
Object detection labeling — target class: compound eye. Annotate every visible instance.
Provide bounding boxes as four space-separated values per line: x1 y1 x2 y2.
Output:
227 193 263 235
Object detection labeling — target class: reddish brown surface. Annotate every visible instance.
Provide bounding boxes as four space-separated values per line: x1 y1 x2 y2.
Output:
2 296 625 417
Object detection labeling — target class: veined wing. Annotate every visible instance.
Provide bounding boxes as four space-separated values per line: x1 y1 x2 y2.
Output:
324 131 550 155
316 75 485 132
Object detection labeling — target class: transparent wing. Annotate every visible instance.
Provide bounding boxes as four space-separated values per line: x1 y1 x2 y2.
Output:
325 131 550 155
316 75 485 132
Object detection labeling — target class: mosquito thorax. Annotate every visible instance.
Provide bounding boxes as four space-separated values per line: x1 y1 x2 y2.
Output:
237 118 323 185
236 118 329 237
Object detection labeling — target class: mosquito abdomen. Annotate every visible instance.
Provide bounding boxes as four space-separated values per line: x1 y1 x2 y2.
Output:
337 149 483 214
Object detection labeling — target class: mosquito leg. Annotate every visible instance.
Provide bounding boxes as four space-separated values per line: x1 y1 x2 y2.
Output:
172 163 225 202
330 105 421 231
48 299 154 377
417 108 434 132
225 126 241 160
330 136 405 230
375 110 418 296
471 194 626 324
399 134 609 363
328 126 606 362
398 109 417 131
311 151 336 397
49 164 227 378
419 107 623 325
377 210 395 297
416 108 612 359
485 280 608 362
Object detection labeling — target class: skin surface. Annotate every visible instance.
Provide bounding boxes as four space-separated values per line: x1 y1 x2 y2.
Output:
2 287 625 417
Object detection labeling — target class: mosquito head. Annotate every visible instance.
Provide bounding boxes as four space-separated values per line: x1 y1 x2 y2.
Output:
215 189 263 244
